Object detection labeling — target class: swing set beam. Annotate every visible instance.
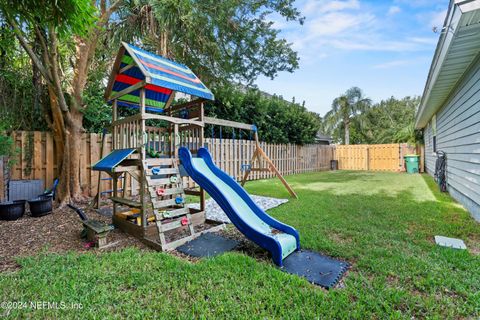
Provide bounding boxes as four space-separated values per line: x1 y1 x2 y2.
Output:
240 132 298 199
204 116 255 131
206 117 298 199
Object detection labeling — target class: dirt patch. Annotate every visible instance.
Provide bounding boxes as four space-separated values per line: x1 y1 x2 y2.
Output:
328 231 353 245
216 227 272 263
0 202 151 272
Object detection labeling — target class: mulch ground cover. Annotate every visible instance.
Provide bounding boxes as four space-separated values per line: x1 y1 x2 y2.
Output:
0 201 262 273
0 202 151 272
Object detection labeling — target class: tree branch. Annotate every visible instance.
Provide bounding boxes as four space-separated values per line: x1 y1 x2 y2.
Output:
7 16 53 85
97 0 122 28
33 26 53 80
49 28 69 112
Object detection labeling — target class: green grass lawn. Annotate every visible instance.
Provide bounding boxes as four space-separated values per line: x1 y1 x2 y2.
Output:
1 171 479 319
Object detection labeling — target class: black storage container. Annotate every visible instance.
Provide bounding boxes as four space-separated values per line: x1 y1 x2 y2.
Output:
330 160 338 170
0 200 26 221
28 195 53 217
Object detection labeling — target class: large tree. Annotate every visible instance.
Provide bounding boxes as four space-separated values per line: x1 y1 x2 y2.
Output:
357 96 421 144
1 0 303 203
0 0 121 203
113 0 303 84
324 87 371 145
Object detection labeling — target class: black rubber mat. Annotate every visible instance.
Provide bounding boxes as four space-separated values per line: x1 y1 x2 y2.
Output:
177 233 238 258
282 250 350 289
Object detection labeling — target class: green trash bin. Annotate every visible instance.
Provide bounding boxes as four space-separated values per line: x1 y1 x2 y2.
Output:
404 155 420 173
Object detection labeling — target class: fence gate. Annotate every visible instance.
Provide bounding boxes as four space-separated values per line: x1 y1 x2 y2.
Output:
334 143 423 172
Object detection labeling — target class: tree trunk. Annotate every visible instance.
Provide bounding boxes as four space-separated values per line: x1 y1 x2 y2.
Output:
157 30 169 57
50 99 85 204
7 0 121 204
67 108 85 200
344 119 350 145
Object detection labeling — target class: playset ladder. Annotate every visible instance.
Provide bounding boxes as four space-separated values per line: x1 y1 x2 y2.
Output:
143 158 195 248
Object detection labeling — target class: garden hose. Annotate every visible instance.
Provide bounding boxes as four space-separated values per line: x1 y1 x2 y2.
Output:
434 151 447 192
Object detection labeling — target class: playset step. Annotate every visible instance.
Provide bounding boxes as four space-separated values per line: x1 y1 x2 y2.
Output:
151 198 185 209
145 167 179 175
155 207 190 219
148 186 184 197
146 176 182 186
144 158 176 166
111 197 142 208
156 213 195 233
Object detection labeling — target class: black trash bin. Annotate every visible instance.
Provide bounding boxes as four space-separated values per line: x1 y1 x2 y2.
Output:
330 160 338 170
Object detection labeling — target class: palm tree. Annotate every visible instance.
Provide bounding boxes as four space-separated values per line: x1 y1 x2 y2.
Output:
325 87 371 145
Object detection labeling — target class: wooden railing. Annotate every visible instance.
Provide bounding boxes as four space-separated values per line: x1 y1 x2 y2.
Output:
112 114 204 156
145 126 170 156
112 114 143 150
178 124 203 154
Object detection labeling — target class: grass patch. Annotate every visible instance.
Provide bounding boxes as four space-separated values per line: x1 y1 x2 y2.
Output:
1 171 479 318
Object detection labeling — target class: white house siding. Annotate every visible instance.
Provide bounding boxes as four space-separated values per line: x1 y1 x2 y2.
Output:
424 57 480 221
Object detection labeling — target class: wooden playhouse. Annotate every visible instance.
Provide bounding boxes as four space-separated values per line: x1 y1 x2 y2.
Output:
93 43 296 251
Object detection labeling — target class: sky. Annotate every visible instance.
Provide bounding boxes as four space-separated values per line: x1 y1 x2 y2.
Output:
255 0 449 116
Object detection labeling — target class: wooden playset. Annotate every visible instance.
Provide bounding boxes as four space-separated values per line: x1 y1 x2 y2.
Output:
92 43 296 251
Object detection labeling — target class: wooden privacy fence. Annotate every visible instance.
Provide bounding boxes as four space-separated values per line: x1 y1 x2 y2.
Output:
334 143 425 172
3 131 335 198
1 132 423 200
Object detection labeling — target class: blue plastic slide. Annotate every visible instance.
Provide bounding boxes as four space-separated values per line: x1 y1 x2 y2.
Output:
179 147 300 266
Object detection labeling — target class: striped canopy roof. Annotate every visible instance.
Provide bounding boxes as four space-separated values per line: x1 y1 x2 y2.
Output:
105 42 214 112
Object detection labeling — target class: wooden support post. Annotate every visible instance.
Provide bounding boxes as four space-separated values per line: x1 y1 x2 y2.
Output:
174 123 179 159
199 102 206 211
365 146 370 171
140 89 146 159
122 172 128 197
112 173 118 217
164 90 176 110
108 80 146 102
140 166 146 228
140 88 147 228
112 99 117 149
92 131 107 209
